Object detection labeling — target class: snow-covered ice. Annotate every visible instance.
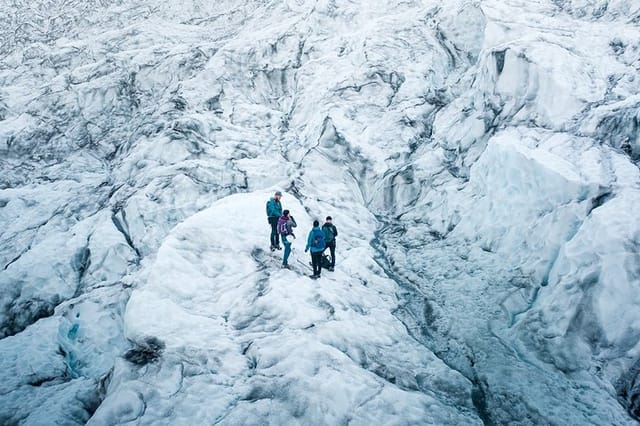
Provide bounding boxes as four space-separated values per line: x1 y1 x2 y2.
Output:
1 0 640 423
90 190 478 424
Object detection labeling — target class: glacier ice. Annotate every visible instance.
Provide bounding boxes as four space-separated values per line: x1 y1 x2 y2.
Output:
90 191 478 424
1 0 639 424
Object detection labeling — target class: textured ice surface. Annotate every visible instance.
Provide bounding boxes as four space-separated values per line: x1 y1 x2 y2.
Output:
90 191 478 424
1 0 639 424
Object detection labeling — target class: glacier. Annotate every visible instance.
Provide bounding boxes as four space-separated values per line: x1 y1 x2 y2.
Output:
1 0 639 424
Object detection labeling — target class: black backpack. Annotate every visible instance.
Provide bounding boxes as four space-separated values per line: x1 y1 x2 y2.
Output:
323 225 335 243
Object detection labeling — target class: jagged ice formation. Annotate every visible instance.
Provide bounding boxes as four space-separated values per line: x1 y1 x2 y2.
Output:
1 0 640 424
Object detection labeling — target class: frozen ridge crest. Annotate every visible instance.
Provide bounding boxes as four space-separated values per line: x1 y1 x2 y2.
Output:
0 0 639 424
91 191 479 424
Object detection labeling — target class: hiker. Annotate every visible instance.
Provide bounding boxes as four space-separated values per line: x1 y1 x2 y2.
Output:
322 216 338 271
278 210 297 269
305 220 326 279
266 191 283 251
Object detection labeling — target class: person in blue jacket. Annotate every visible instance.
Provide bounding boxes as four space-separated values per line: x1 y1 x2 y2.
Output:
266 191 283 251
305 220 326 279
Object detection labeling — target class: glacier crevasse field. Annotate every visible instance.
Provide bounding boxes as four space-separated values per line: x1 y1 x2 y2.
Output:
1 0 640 424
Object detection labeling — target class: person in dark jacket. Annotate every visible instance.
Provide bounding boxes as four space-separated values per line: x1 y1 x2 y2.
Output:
277 210 297 269
305 220 326 279
266 191 283 251
322 216 338 271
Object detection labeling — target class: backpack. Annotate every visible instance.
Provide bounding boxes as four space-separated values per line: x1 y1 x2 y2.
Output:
311 229 325 250
278 217 289 236
323 225 335 243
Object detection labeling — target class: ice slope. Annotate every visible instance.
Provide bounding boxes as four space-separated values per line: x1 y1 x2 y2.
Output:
385 127 640 424
89 191 478 424
1 0 640 424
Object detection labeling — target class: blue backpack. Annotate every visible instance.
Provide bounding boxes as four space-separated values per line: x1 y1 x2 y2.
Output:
311 229 325 250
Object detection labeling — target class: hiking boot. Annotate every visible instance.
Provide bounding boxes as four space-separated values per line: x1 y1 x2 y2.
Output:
328 266 334 272
270 245 276 252
282 264 291 270
309 274 319 279
276 245 282 250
